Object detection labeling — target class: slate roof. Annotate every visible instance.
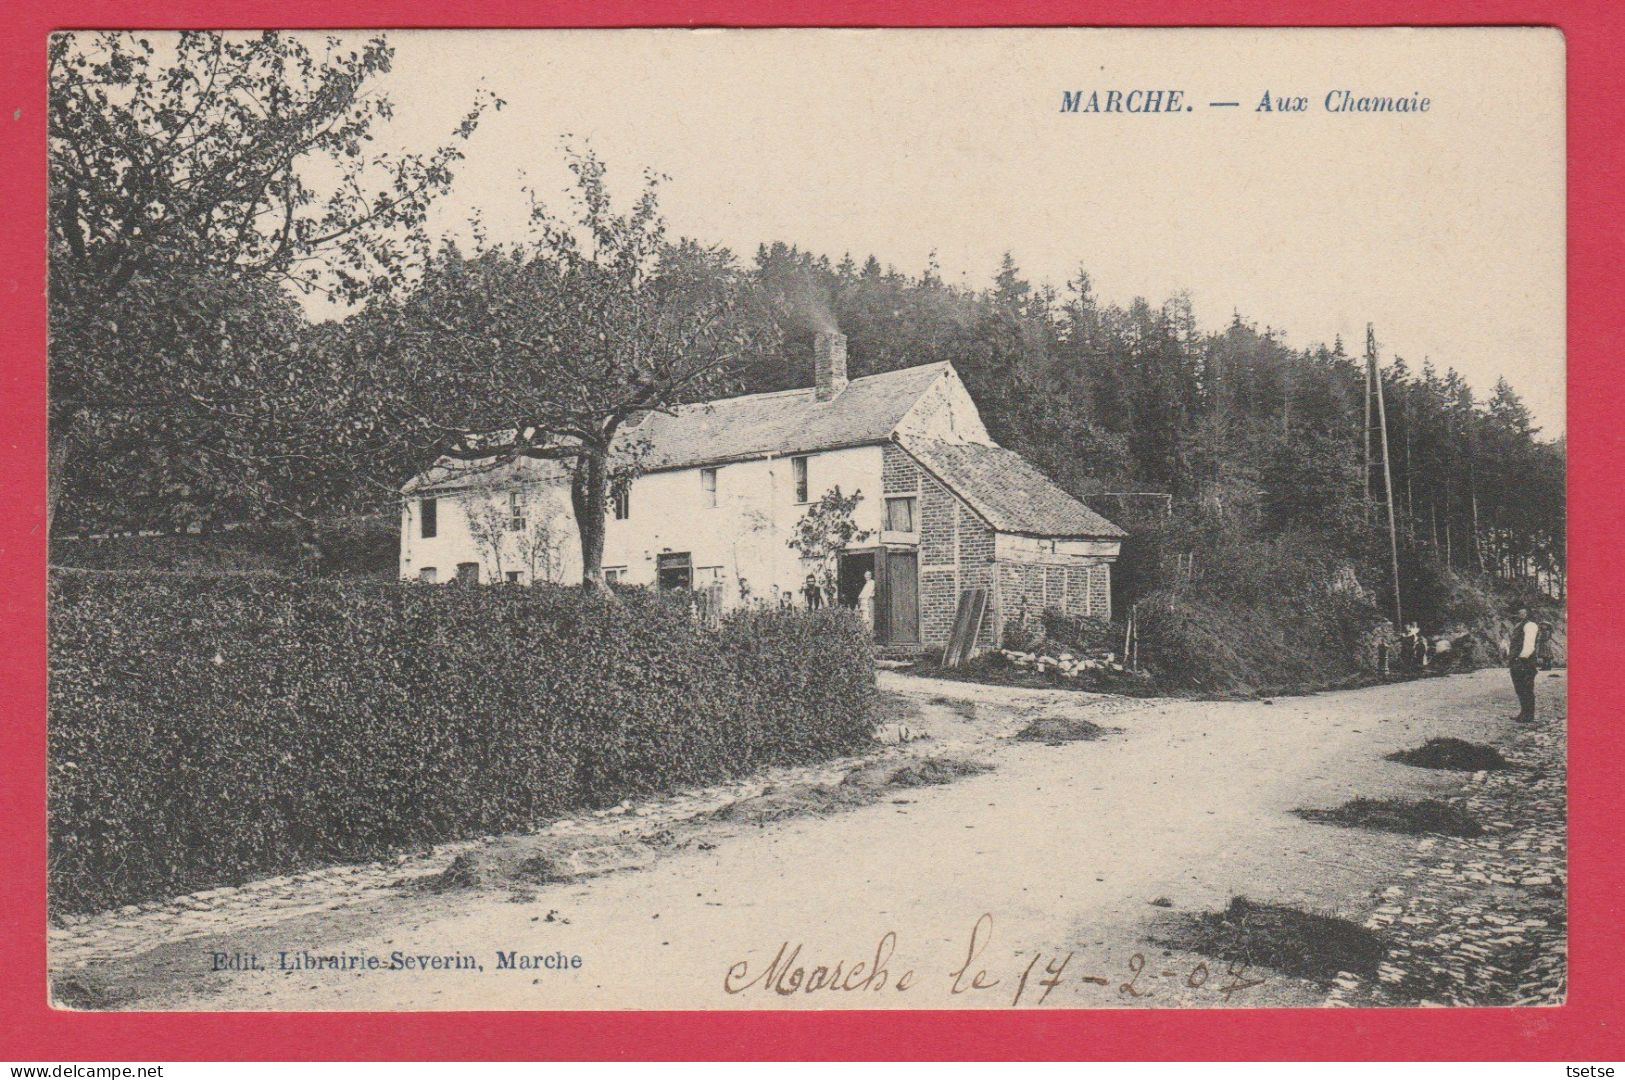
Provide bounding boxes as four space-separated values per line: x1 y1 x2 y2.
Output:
901 437 1127 539
627 362 951 471
405 362 951 493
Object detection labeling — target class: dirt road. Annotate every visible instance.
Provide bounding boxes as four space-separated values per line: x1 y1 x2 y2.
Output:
57 666 1559 1010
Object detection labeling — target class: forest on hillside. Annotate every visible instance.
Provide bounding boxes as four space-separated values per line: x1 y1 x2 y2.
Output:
747 243 1563 587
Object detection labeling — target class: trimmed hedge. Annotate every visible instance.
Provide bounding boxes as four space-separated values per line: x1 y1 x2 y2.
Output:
50 517 399 578
48 572 876 914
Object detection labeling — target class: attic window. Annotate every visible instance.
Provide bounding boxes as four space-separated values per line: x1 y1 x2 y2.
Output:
613 485 630 521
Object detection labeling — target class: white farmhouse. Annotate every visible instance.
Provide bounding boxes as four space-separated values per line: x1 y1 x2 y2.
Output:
399 333 1125 651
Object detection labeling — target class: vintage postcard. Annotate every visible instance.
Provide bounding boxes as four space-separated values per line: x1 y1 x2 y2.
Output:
44 26 1566 1013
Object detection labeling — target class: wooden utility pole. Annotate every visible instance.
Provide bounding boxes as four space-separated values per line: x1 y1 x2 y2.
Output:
1466 422 1486 572
1362 346 1373 511
1403 381 1415 537
1368 325 1403 626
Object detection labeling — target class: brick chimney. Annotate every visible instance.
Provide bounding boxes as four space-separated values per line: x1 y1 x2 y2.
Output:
814 331 848 401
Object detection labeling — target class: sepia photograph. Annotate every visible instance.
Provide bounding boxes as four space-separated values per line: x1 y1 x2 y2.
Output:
42 26 1567 1014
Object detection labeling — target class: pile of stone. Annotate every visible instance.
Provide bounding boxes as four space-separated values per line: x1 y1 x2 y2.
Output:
998 649 1127 679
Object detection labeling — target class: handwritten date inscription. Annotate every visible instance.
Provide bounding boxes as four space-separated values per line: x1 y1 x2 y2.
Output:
724 914 1263 1006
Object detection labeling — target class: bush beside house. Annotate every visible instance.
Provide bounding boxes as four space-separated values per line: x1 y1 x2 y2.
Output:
956 513 1562 697
48 572 875 915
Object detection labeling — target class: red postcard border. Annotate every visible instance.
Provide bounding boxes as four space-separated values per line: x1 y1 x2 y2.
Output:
2 0 1619 1062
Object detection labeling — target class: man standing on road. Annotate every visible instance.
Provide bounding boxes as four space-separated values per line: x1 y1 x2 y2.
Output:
1509 605 1542 722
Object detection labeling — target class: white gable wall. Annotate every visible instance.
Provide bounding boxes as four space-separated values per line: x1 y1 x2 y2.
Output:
894 367 990 445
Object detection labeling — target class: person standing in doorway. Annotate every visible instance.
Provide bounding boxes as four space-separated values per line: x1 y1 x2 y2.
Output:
1508 604 1541 722
857 569 876 634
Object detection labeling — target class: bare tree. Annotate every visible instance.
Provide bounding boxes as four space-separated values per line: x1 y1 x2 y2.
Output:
463 496 511 582
513 513 566 584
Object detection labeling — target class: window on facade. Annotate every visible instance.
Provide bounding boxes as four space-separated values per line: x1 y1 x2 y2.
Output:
456 562 480 585
420 497 437 539
506 570 523 584
792 456 809 503
701 467 718 507
613 485 630 520
419 567 437 584
885 496 917 533
604 567 627 585
508 491 526 532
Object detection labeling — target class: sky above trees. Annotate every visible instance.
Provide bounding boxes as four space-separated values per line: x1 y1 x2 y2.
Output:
337 27 1565 434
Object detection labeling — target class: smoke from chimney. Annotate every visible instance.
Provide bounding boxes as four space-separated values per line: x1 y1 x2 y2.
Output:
781 270 839 335
814 332 848 401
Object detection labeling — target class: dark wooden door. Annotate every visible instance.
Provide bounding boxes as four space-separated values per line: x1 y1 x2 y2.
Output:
881 549 920 645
